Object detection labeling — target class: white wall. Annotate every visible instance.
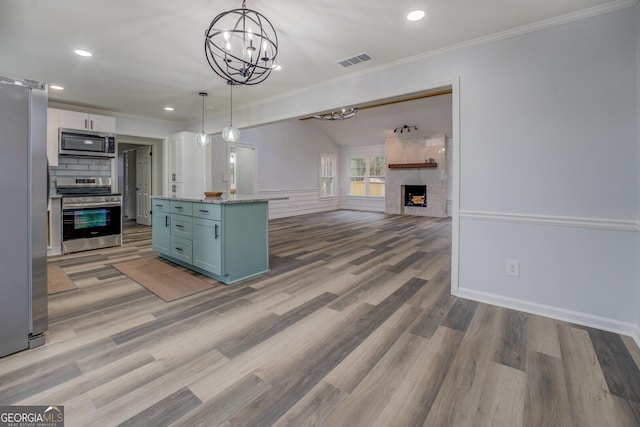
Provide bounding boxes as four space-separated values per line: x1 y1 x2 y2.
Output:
225 6 640 338
217 119 342 217
454 9 638 336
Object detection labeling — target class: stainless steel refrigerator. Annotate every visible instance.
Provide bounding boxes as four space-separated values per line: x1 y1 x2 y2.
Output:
0 75 48 357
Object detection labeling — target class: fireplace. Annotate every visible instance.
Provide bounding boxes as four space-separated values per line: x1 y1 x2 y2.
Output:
404 185 427 207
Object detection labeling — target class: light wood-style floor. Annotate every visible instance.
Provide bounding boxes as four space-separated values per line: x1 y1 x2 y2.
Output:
2 210 640 426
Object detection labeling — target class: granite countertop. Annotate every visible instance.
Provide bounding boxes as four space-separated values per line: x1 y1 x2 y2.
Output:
152 194 288 204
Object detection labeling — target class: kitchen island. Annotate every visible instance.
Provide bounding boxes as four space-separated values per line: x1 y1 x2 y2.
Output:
151 195 285 284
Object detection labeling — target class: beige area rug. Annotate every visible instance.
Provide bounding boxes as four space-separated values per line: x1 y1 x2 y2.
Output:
113 257 215 302
48 265 77 294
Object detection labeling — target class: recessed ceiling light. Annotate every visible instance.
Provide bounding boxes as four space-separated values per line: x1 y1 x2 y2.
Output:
74 49 92 57
50 85 64 91
164 106 174 111
407 10 425 21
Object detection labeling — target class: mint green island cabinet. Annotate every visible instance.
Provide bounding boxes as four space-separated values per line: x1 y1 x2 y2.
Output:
151 195 283 284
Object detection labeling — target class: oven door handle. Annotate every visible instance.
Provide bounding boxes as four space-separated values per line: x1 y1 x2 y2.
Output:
63 202 121 209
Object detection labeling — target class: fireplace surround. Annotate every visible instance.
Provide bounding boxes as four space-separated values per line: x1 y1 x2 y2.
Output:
385 133 447 218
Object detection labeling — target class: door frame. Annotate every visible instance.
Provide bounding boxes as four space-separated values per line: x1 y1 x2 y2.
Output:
135 146 152 226
226 142 258 195
116 135 164 222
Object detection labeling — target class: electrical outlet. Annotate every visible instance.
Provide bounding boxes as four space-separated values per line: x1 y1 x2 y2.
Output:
506 260 520 277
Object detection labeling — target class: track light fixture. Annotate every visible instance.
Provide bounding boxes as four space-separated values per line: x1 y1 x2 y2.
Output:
394 125 418 134
313 107 357 121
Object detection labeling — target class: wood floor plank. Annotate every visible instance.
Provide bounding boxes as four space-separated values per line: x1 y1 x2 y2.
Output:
215 292 338 358
621 335 640 369
272 381 347 427
323 333 431 426
16 351 155 406
610 394 640 426
440 297 479 332
524 352 572 427
0 213 636 426
474 361 526 427
527 314 562 358
225 279 426 426
424 304 503 426
494 308 528 371
588 328 640 403
372 325 464 427
169 374 271 427
119 386 202 427
408 271 457 339
557 324 619 427
189 306 351 403
324 303 422 393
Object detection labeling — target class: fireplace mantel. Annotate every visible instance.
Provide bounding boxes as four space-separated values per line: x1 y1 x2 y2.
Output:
388 162 437 169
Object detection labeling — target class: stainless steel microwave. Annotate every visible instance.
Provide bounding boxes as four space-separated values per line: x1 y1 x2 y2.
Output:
59 128 116 158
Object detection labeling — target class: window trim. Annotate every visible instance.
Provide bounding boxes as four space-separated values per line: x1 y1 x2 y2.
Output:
319 153 338 198
347 155 385 198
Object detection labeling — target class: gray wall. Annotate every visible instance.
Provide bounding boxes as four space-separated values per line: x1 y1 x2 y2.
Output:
209 119 340 192
203 6 640 338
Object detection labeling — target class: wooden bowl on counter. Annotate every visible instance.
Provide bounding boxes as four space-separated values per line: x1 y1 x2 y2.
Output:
204 191 223 198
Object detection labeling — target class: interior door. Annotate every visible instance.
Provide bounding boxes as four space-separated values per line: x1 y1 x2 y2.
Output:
229 144 257 195
136 146 152 225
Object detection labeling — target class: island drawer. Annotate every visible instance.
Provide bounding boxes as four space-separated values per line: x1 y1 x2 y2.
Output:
152 199 171 213
193 203 221 220
171 214 193 240
170 236 192 264
171 200 193 216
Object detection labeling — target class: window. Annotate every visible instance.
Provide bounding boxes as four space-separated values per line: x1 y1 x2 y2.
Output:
349 156 385 196
320 154 337 197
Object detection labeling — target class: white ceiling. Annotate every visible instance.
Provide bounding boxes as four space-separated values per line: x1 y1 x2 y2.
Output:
0 0 617 124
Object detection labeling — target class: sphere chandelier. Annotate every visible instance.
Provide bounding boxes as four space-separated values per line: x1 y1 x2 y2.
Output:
204 0 279 85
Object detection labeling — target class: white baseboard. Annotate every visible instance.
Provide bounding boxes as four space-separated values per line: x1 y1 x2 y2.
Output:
458 287 640 346
632 324 640 348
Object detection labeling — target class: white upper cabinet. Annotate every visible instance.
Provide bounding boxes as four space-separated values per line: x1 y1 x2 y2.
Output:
58 110 116 133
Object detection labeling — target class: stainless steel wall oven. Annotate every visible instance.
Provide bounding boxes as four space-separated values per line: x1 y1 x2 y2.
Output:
56 177 122 253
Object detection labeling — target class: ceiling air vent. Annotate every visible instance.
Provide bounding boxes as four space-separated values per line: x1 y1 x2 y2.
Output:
337 52 374 68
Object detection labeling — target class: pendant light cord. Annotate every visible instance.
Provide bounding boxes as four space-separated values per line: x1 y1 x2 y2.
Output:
201 94 205 133
230 83 233 127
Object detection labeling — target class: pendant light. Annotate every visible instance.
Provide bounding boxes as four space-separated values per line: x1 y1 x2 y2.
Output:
221 82 240 142
195 92 211 146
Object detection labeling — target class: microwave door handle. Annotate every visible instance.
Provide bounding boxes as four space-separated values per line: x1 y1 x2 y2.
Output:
84 119 88 129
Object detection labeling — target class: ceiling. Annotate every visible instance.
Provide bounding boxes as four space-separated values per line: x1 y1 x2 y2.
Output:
0 0 617 124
